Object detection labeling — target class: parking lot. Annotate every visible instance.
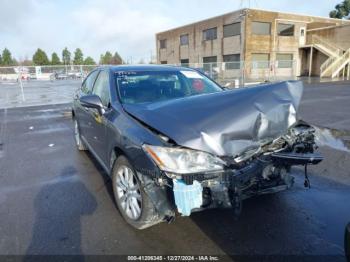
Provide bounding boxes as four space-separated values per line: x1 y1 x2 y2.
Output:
0 79 350 259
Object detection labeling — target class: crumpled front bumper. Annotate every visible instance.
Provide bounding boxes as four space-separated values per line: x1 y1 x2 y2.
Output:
172 151 323 216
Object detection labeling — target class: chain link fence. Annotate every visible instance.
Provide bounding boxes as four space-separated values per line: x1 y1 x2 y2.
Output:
0 61 297 108
175 60 298 87
0 65 98 83
0 61 297 85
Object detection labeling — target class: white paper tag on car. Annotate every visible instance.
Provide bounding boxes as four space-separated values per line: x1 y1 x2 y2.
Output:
180 71 203 79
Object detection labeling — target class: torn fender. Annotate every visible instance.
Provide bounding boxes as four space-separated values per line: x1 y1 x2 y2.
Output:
123 81 303 157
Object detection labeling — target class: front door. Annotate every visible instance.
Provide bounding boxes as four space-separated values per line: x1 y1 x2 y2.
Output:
299 27 306 46
76 70 100 143
90 70 111 166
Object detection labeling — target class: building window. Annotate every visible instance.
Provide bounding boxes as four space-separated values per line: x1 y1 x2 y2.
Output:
203 56 217 64
278 23 295 36
251 53 269 68
203 56 217 72
180 59 189 67
160 61 167 64
276 54 293 68
203 27 217 41
252 21 271 35
223 22 241 37
223 54 240 69
180 34 189 45
160 39 167 49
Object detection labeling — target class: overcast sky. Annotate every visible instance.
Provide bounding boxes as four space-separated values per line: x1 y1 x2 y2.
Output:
0 0 342 63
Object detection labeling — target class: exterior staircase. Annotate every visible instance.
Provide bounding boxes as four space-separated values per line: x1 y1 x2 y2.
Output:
321 48 350 78
310 35 350 78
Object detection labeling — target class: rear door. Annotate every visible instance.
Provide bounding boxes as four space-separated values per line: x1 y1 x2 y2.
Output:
89 69 112 166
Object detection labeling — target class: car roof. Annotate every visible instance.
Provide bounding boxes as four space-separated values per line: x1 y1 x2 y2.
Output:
98 64 196 73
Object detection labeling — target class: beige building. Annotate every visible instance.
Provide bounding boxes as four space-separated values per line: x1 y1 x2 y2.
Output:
156 8 350 80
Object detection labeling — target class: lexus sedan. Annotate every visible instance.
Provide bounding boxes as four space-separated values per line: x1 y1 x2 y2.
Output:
72 65 322 229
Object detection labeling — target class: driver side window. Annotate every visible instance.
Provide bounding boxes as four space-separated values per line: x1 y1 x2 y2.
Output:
82 70 99 94
92 70 110 107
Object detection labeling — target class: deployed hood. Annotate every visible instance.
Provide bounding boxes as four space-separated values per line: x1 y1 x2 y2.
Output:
123 81 303 157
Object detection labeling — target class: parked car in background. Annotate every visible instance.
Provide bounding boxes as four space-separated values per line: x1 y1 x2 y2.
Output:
29 73 37 80
72 65 323 229
56 72 69 80
68 70 83 79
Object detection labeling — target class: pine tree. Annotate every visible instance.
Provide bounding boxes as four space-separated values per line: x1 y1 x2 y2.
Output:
51 52 61 65
99 51 113 64
1 48 14 66
32 49 50 65
62 47 71 65
83 56 96 65
111 52 123 64
73 48 84 65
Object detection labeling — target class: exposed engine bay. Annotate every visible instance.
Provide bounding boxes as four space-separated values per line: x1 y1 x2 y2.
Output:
168 121 323 216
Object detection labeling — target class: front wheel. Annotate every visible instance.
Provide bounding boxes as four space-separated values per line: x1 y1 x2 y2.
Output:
112 155 163 229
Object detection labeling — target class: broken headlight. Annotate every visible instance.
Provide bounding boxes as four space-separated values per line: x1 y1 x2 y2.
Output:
143 144 225 174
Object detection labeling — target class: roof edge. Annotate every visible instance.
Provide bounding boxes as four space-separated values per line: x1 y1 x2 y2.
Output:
156 8 247 35
156 7 350 36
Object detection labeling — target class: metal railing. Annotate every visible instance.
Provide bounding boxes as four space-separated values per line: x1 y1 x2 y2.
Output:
311 35 343 56
328 49 350 78
310 35 349 78
321 56 338 76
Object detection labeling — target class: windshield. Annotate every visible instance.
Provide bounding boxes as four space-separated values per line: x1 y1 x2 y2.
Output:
116 70 223 104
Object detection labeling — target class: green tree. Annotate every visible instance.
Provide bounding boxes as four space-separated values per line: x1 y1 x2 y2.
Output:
73 48 84 65
62 47 71 65
32 48 50 65
99 51 113 64
0 54 2 65
51 52 61 65
1 48 14 65
83 56 96 65
111 52 123 64
330 0 350 18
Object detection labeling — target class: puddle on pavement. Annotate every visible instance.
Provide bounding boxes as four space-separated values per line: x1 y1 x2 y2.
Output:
314 126 350 152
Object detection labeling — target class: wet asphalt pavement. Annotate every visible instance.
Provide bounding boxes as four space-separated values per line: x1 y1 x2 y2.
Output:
0 80 350 260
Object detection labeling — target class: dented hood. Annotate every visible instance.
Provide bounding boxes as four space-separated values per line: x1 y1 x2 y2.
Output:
123 81 303 157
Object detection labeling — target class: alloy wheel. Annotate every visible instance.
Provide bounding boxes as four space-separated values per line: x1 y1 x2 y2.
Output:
115 165 142 220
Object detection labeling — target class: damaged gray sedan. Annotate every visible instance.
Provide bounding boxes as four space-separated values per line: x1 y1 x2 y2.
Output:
72 65 323 229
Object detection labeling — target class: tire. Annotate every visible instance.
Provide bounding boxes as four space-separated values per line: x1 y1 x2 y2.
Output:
112 155 163 229
74 119 87 151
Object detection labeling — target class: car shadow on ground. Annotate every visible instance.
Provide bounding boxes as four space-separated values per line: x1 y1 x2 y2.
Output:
83 151 116 204
24 166 97 261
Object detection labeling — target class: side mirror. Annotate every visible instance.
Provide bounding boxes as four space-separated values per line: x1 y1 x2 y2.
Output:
80 95 104 115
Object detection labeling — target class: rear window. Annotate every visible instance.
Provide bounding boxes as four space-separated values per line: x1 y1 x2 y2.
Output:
116 70 222 104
